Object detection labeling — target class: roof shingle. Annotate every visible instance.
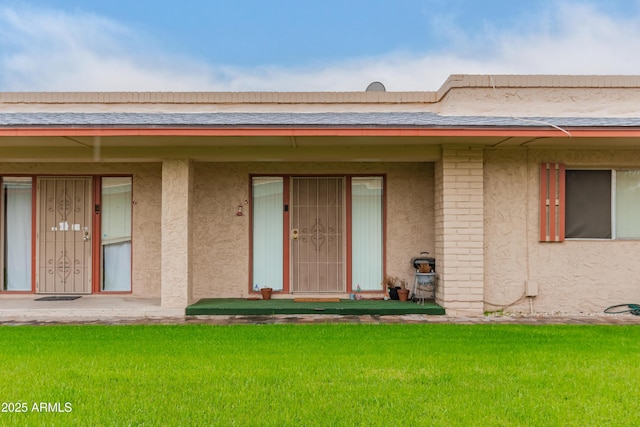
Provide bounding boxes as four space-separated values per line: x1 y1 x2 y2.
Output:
0 112 639 128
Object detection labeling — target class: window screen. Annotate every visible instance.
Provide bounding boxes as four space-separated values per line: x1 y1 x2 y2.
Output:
565 170 611 239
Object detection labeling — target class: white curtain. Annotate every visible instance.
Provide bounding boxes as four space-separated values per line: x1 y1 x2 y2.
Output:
101 178 132 291
616 170 640 238
351 177 383 290
4 180 32 291
103 241 131 291
252 177 283 291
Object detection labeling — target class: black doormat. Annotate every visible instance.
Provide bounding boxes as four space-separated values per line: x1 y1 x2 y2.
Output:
35 296 82 301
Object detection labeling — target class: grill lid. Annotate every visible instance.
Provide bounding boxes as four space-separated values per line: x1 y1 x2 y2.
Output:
411 253 435 270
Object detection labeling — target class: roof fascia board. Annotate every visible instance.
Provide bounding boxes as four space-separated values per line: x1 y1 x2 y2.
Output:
1 127 639 138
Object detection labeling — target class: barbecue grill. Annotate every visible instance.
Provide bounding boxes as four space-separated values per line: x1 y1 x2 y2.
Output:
411 253 435 272
411 252 436 303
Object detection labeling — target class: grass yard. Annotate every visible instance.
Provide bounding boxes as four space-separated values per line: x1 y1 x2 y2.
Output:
0 324 639 426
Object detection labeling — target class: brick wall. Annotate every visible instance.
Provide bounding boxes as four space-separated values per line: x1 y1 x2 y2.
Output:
435 147 484 315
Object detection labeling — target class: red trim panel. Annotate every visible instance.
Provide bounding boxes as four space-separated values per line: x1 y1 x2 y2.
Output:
282 177 290 293
92 177 100 293
540 163 565 242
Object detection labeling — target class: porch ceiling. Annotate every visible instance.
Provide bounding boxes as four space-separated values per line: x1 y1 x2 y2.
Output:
0 134 638 162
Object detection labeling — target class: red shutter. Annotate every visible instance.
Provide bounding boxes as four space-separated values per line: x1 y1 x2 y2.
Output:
540 163 565 242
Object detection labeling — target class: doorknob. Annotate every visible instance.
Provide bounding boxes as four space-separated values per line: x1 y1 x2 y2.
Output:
83 227 90 241
291 229 299 240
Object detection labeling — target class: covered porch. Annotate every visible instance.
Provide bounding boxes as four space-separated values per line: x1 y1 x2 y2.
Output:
186 298 445 315
0 295 444 321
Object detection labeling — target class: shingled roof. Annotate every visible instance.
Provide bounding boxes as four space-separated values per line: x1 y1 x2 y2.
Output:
1 112 639 128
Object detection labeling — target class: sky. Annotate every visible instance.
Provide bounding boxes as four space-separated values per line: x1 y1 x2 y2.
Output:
0 0 639 92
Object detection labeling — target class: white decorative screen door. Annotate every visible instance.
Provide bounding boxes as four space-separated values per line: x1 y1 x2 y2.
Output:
37 178 92 293
291 177 345 292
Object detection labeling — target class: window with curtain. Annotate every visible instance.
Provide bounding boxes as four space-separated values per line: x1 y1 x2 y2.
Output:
2 178 32 291
564 169 640 240
351 177 383 290
252 177 283 291
101 177 132 291
615 170 640 239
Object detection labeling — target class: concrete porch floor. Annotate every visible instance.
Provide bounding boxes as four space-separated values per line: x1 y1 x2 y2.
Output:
1 296 639 326
0 296 184 321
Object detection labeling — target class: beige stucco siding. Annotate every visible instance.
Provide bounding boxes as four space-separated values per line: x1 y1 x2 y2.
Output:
385 163 435 284
437 87 640 117
191 162 435 299
483 150 530 310
130 164 162 297
0 162 162 298
484 149 640 313
7 75 640 118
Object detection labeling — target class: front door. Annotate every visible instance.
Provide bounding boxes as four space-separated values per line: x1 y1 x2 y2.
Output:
37 178 92 294
291 177 345 292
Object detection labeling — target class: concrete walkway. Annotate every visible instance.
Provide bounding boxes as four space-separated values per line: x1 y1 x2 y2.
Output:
0 296 183 323
1 296 639 325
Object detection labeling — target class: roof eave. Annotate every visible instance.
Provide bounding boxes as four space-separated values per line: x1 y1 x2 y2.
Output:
2 125 637 138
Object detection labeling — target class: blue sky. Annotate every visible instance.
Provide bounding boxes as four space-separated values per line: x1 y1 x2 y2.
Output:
0 0 639 91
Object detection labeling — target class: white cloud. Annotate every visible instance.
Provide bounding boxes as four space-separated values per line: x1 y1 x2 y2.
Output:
0 2 639 92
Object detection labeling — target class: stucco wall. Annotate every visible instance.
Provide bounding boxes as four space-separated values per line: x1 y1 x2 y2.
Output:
484 149 640 313
191 162 434 299
438 87 640 117
0 162 162 298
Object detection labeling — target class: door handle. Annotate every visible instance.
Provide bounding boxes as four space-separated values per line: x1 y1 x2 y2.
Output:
291 229 299 240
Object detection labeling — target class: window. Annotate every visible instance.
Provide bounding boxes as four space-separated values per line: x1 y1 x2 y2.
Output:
252 177 284 291
566 169 640 240
101 177 132 291
615 170 640 238
351 177 383 290
541 164 640 241
565 170 611 239
1 178 32 291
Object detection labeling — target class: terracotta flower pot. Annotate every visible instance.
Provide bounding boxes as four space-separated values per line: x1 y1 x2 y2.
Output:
397 289 410 302
260 287 273 300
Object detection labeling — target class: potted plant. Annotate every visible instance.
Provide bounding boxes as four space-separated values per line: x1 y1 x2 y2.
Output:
260 286 273 300
383 275 400 300
397 278 410 302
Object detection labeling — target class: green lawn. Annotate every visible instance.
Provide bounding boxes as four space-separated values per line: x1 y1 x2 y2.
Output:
1 324 639 426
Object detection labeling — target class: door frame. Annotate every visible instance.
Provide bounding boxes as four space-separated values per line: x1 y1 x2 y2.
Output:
290 176 347 293
249 174 387 295
0 174 133 295
35 176 94 294
94 176 133 294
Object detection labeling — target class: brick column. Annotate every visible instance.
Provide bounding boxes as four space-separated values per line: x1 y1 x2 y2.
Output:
435 147 484 315
161 159 194 308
